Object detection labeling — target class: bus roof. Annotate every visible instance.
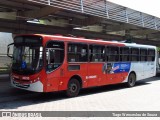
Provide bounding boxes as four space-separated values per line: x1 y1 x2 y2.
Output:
16 34 156 49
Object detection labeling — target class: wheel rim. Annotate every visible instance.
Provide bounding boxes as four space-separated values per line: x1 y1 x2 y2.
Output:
69 83 78 93
129 74 135 86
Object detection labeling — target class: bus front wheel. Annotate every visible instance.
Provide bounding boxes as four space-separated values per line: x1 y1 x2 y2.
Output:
127 73 136 87
66 79 80 97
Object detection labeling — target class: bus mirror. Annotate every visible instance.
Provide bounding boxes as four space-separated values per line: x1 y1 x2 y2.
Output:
7 43 14 58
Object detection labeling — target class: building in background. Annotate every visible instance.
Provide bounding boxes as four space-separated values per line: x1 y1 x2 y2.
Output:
0 32 13 68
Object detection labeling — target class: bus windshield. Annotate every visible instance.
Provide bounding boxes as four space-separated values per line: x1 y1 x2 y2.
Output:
12 36 43 75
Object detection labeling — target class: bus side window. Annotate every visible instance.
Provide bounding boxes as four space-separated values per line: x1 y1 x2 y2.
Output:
140 48 147 61
89 45 105 62
106 46 119 62
46 41 64 72
68 43 88 62
131 48 139 61
120 47 130 61
147 49 155 61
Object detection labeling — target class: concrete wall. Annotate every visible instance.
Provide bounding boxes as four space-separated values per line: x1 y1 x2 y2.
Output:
0 32 13 68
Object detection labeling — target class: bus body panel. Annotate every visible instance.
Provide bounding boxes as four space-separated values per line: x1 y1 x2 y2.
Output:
122 61 156 83
104 62 130 85
11 70 46 92
87 63 104 87
9 34 157 93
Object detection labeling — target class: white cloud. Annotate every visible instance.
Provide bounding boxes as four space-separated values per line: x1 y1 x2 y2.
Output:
108 0 160 18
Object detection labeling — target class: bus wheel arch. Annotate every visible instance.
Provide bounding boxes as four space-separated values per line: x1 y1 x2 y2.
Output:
127 71 136 87
69 75 82 88
66 75 82 97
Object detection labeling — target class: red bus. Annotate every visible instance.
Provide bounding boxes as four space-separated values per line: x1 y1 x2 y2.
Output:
7 34 156 97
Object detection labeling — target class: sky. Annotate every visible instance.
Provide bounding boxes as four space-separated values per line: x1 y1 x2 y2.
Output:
108 0 160 18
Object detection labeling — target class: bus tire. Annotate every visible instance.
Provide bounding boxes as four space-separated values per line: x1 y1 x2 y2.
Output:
127 73 136 87
66 78 80 97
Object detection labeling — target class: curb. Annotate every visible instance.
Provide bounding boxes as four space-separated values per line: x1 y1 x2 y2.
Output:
0 74 9 78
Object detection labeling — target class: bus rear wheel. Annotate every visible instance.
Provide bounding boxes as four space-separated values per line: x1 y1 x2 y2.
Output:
127 73 136 87
66 79 80 97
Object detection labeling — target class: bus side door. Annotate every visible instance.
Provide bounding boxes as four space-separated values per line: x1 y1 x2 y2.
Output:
45 41 65 92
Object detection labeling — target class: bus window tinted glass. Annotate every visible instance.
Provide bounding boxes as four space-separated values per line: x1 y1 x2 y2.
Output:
89 45 105 62
68 43 88 62
131 48 139 61
147 49 155 61
106 46 119 62
140 49 147 61
120 47 130 61
46 41 64 72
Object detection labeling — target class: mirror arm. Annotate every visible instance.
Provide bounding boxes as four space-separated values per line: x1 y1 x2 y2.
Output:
7 43 14 58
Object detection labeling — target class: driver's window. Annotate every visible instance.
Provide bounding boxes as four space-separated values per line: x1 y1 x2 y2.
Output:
46 41 64 72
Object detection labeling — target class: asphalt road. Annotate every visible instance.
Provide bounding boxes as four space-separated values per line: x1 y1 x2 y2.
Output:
0 74 160 120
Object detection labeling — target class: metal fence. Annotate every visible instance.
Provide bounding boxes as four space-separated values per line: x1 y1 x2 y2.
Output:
27 0 160 31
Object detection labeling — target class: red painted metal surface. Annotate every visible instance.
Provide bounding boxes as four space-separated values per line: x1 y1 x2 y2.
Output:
12 34 127 92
